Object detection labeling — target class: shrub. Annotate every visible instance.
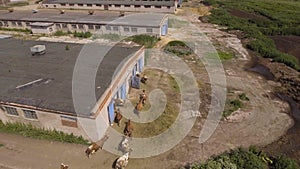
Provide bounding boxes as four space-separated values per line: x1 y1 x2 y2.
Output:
73 31 92 38
0 120 89 145
272 156 300 169
54 30 68 36
126 34 160 48
164 40 192 57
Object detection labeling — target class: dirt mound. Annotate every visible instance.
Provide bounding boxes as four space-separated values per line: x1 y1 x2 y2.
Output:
229 9 268 21
270 35 300 62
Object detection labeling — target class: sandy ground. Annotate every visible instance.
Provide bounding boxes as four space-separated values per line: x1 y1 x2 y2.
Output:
0 9 296 169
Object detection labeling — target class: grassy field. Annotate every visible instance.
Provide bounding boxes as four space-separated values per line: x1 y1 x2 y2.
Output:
112 69 180 138
203 0 300 70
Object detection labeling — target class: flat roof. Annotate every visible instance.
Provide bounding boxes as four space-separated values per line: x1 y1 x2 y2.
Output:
0 10 167 27
43 0 175 6
0 38 142 114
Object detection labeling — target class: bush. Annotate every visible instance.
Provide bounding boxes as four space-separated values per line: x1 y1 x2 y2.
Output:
0 27 31 33
0 120 89 145
73 31 92 38
54 30 69 36
126 34 160 48
239 93 250 101
272 156 300 169
164 40 192 57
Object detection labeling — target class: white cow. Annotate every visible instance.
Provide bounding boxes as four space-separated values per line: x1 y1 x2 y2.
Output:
115 152 129 169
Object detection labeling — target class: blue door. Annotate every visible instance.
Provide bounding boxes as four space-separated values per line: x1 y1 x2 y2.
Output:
161 24 168 36
107 101 115 124
120 83 126 100
138 57 144 72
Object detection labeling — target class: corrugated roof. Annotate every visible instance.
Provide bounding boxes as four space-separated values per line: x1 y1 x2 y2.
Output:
43 0 175 6
0 10 167 27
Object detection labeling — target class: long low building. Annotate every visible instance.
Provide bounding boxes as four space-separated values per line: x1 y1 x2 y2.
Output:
0 10 168 37
42 0 181 13
0 38 145 140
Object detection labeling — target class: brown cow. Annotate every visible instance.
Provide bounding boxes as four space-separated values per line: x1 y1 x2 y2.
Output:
135 100 143 112
85 135 109 158
124 120 133 137
114 109 123 126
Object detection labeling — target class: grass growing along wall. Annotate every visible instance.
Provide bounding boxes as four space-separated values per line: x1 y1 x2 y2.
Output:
0 120 89 145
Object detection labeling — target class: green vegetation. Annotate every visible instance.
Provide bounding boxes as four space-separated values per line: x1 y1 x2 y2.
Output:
223 92 249 119
0 27 31 33
54 30 69 36
126 34 160 48
185 146 300 169
217 50 234 60
164 40 192 57
73 31 92 38
0 121 89 145
65 45 70 51
203 0 300 70
0 144 3 147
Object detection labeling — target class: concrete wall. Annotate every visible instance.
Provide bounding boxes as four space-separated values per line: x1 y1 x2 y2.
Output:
42 3 176 13
31 25 56 34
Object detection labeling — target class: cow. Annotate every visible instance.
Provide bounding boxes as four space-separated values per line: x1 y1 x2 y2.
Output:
60 163 68 169
85 135 109 158
114 109 123 126
135 100 143 112
115 152 129 169
124 120 133 137
139 90 147 106
119 136 132 153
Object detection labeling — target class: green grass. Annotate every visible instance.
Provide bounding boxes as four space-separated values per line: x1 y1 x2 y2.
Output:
126 34 160 48
73 31 92 38
0 120 89 145
0 144 3 147
164 40 192 57
0 27 31 33
218 50 234 60
203 0 300 71
54 30 69 36
222 92 250 119
185 146 300 169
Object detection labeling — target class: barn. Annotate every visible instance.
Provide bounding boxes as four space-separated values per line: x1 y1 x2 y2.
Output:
0 38 145 140
0 10 169 37
42 0 179 13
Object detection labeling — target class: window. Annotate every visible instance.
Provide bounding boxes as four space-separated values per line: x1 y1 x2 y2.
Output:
55 24 61 29
0 22 3 27
78 4 83 6
146 28 153 33
144 5 151 8
155 5 161 8
23 110 38 119
72 24 77 29
69 3 74 6
134 5 141 8
61 116 78 127
53 5 56 7
113 26 119 31
62 23 67 28
124 5 130 7
131 27 137 32
78 24 84 29
106 25 111 30
109 4 112 7
115 4 121 7
61 3 66 6
87 4 92 7
124 27 130 32
95 25 101 29
96 4 101 7
88 25 94 30
5 107 19 116
45 5 48 7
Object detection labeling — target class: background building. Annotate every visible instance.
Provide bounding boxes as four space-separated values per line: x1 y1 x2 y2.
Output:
0 38 145 140
0 10 168 37
42 0 179 13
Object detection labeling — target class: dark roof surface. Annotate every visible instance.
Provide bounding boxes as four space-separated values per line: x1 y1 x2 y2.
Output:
0 10 167 26
0 38 142 114
44 0 175 6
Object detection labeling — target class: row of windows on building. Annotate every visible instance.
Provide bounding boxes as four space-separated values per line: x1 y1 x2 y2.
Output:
3 106 78 127
0 21 154 33
46 3 172 9
4 106 38 119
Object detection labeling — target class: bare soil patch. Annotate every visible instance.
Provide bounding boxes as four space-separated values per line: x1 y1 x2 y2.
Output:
229 9 268 21
270 35 300 62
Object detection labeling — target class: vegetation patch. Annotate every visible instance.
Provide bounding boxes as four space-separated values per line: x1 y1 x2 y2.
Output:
53 30 70 36
0 120 89 145
168 18 189 28
126 34 160 48
222 92 249 119
217 50 234 60
184 146 300 169
203 0 300 70
0 27 31 33
73 31 92 38
0 144 3 147
164 40 192 57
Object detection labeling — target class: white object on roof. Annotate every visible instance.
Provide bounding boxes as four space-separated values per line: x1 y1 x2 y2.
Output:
30 45 46 55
